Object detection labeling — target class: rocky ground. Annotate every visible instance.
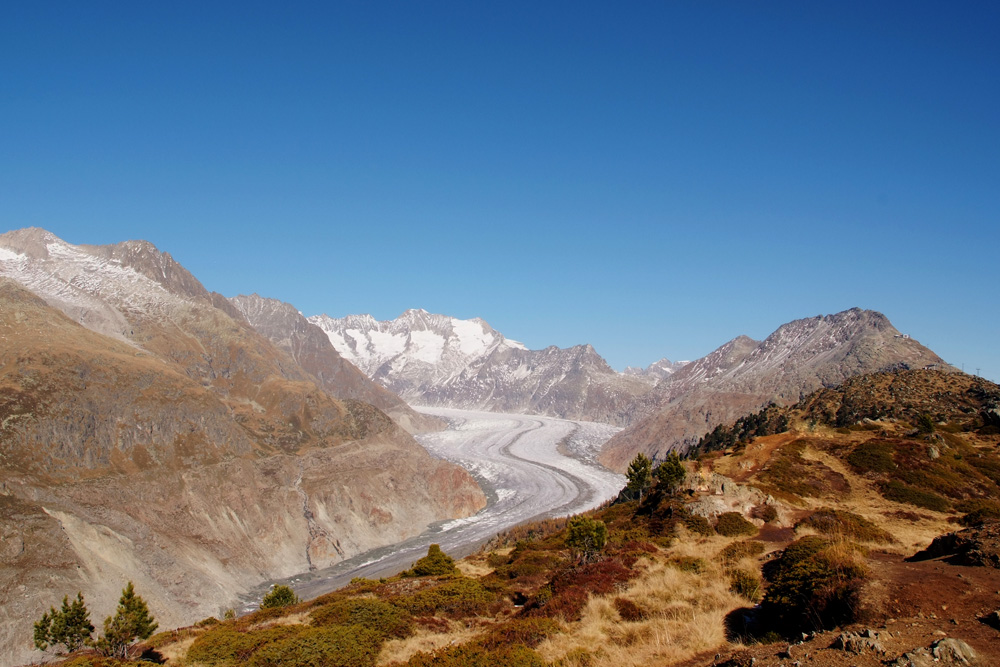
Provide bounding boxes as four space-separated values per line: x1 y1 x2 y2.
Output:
700 550 1000 666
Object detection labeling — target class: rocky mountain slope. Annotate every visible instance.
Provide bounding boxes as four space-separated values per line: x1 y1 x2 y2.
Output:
228 294 444 434
83 368 1000 667
0 229 484 667
309 310 654 425
600 308 949 471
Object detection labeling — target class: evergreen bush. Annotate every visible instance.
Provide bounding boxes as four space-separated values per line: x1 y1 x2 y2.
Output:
260 585 299 609
405 544 458 577
715 512 758 537
248 626 381 667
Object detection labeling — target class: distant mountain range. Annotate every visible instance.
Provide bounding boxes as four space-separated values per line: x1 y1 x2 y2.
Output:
309 310 655 425
311 307 949 473
0 228 483 666
0 226 955 664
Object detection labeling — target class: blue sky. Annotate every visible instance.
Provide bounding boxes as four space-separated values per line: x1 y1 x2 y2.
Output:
3 2 998 381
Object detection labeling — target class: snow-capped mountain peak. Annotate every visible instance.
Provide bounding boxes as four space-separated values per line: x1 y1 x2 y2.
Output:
308 310 650 423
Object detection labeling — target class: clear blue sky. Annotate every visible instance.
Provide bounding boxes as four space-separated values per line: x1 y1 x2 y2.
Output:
3 2 998 381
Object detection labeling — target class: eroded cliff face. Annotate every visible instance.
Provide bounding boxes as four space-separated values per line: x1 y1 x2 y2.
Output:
0 231 485 667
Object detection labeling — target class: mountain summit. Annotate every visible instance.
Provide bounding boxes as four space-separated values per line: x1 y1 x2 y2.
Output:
599 308 949 470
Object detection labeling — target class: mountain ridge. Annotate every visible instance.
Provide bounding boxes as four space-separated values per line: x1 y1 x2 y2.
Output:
0 229 484 667
309 310 655 425
599 308 950 471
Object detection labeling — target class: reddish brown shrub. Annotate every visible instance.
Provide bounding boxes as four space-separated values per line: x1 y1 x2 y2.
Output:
613 597 647 622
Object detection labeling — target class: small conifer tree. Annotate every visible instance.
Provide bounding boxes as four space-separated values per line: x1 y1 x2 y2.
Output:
95 582 158 659
407 544 458 577
655 452 686 494
565 516 608 563
626 453 653 500
260 584 300 609
33 592 94 653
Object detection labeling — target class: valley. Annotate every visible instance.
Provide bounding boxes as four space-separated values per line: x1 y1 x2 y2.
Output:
244 408 625 607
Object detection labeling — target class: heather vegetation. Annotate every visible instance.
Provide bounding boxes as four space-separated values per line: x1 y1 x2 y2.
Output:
36 369 1000 667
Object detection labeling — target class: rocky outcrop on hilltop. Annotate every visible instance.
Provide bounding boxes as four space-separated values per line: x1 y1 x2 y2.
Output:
310 310 654 425
230 294 444 434
0 230 484 667
600 309 949 471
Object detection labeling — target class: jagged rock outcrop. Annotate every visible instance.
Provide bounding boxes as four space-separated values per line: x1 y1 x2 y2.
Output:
600 309 949 471
229 294 444 434
310 310 654 425
0 229 484 667
909 522 1000 568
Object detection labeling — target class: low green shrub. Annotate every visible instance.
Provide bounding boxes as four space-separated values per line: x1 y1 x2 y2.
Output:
880 480 950 512
145 627 198 649
847 442 896 472
310 598 413 639
716 512 758 537
669 556 709 574
728 569 762 603
248 626 381 667
956 498 1000 526
682 513 714 536
796 508 894 544
491 550 562 581
186 625 303 666
716 540 766 565
404 544 458 577
260 585 299 609
760 536 868 634
395 577 496 618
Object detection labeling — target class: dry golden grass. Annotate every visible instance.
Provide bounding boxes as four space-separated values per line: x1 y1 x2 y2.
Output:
456 553 495 578
377 621 482 666
795 444 952 553
245 610 312 630
537 539 747 667
155 634 197 666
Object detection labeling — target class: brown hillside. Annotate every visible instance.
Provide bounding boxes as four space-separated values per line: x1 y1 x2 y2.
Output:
0 228 486 667
109 374 1000 667
601 309 949 472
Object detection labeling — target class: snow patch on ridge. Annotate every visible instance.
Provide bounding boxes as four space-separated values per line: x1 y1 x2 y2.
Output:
0 247 24 262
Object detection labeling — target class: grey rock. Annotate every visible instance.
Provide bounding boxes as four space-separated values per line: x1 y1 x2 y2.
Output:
890 648 935 667
932 638 979 665
831 630 885 654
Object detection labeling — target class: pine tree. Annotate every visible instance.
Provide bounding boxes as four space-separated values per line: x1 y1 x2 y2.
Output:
626 452 653 500
33 592 94 654
565 516 609 563
407 544 458 577
95 582 158 659
655 452 686 494
260 584 300 609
